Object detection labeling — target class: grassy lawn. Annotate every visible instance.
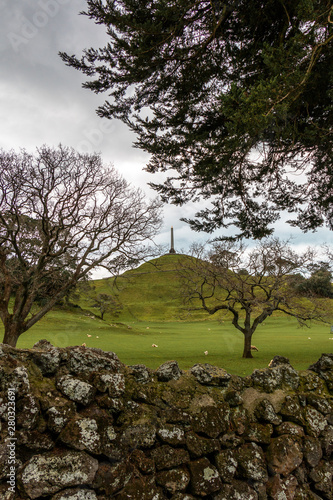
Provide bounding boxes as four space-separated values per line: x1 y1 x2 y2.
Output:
5 310 332 376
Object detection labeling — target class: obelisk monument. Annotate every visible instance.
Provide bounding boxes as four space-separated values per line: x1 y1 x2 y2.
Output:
169 226 176 254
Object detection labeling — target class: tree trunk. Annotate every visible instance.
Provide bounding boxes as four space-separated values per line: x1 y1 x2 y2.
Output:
242 330 253 358
2 323 21 347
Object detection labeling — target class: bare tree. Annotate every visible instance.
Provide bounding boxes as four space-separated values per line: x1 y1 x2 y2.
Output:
0 145 162 347
180 239 331 358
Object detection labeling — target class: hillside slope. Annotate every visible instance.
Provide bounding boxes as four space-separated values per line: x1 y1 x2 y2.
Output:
79 253 209 322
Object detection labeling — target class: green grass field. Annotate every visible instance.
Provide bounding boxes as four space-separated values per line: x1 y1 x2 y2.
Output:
1 254 332 376
7 312 332 376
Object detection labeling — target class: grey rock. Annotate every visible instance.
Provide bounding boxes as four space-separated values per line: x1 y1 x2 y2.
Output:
309 354 333 392
188 458 222 496
268 355 292 367
252 364 299 392
93 372 125 397
304 406 328 437
190 363 231 386
156 360 182 381
129 364 152 383
236 442 268 482
157 424 186 445
16 393 40 429
215 449 238 482
19 450 99 499
46 401 76 433
56 375 95 405
254 399 282 425
66 346 122 375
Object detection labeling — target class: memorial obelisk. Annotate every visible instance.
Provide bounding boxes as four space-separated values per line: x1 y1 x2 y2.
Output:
169 226 176 254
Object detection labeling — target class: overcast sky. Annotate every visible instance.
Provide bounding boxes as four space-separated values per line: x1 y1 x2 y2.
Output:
0 0 331 276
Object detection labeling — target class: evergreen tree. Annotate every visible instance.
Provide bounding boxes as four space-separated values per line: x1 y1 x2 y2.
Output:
61 0 333 238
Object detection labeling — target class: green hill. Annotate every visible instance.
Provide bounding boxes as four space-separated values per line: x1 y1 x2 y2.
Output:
79 253 208 322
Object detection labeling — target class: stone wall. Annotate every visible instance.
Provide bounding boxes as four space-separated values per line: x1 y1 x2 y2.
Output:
0 341 332 500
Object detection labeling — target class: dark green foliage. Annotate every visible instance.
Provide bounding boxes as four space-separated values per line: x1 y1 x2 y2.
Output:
61 0 333 238
294 263 333 298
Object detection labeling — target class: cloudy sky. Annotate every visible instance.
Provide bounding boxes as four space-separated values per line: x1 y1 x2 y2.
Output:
0 0 331 276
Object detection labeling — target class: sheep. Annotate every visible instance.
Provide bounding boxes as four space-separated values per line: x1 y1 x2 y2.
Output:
204 351 208 355
251 345 259 351
152 343 158 348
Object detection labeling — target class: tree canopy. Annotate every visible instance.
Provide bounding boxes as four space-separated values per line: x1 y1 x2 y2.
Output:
0 145 161 346
61 0 333 239
180 239 331 357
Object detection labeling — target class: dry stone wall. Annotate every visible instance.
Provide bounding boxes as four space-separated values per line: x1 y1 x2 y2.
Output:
0 341 332 500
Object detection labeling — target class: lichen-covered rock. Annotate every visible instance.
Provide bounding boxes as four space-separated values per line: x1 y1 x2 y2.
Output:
279 395 305 426
229 406 249 435
56 375 95 405
275 421 305 437
251 367 283 392
252 363 300 392
215 449 238 482
156 361 182 381
307 394 333 415
46 401 76 433
244 422 273 444
151 445 190 470
320 424 333 457
254 398 282 425
266 474 298 500
93 372 125 397
130 449 155 474
0 365 30 394
158 424 186 445
66 346 122 375
190 364 231 386
186 431 220 458
156 467 191 494
303 436 323 468
236 442 268 482
212 479 258 499
31 340 62 375
192 404 230 438
59 417 103 454
51 488 98 500
16 393 40 429
224 389 243 407
18 450 98 499
1 345 332 500
268 355 292 368
92 461 134 497
129 364 152 383
309 353 333 392
121 423 157 449
309 460 333 498
115 475 166 500
17 428 54 451
266 435 303 476
188 458 222 496
303 406 328 437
